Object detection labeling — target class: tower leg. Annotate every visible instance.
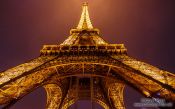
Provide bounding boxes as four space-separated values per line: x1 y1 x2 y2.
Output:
44 84 62 109
102 79 125 109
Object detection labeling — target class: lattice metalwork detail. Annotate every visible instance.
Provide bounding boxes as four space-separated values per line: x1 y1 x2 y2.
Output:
112 55 175 86
0 54 174 108
60 77 111 109
77 2 93 29
44 84 62 109
0 67 56 106
102 79 125 109
111 55 175 100
0 56 55 86
0 2 175 109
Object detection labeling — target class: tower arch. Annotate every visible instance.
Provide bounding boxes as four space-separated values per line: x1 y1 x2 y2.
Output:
0 2 174 109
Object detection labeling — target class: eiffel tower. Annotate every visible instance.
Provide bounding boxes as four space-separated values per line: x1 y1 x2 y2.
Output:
0 2 175 109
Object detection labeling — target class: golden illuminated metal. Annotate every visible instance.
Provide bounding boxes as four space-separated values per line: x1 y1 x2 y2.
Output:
77 2 93 29
0 2 175 109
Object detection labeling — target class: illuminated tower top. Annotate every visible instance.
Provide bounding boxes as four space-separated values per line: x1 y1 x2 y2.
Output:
60 2 108 45
77 2 93 29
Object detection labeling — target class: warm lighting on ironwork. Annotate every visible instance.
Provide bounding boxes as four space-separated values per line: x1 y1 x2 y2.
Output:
77 2 93 29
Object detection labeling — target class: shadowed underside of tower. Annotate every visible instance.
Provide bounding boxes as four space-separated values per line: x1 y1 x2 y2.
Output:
0 2 175 109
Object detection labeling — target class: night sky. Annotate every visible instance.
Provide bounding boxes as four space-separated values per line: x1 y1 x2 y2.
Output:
0 0 175 109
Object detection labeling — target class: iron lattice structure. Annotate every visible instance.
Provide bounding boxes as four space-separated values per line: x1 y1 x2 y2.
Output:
0 2 175 109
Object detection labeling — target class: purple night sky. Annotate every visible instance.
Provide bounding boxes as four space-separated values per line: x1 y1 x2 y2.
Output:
0 0 175 109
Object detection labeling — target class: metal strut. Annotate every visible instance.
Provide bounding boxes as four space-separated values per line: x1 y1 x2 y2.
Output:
68 77 72 109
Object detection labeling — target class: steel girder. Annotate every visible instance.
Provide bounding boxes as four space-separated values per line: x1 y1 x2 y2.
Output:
0 54 174 109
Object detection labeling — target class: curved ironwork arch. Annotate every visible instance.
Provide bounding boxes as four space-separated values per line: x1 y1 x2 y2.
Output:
34 57 175 101
0 55 174 108
61 97 110 109
44 84 62 109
